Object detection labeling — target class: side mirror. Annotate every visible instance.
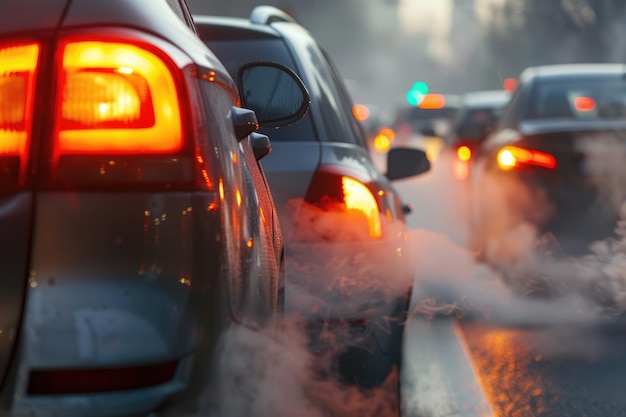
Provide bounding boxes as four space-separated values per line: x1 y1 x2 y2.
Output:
231 107 259 141
238 62 310 128
386 147 431 181
250 132 272 161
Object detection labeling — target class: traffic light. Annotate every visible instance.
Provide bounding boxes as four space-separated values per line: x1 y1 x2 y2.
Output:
406 81 428 106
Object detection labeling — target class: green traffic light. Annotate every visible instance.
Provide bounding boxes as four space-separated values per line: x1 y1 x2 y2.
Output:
406 81 429 106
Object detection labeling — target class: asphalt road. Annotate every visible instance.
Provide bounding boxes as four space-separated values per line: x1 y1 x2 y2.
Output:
396 147 626 417
401 314 626 417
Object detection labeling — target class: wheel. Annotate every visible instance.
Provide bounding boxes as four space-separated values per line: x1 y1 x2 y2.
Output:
336 292 409 389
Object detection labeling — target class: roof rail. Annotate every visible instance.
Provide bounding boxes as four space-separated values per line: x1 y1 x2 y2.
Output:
250 5 296 25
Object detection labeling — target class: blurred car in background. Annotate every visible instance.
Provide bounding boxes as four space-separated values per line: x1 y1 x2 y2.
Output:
469 64 626 261
0 0 309 415
195 6 430 388
352 103 398 171
393 93 462 161
447 90 511 180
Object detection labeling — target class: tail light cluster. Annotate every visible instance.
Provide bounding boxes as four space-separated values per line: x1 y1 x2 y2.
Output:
0 42 39 192
304 167 384 240
497 145 557 171
1 31 202 194
54 37 193 187
453 142 557 180
453 144 472 180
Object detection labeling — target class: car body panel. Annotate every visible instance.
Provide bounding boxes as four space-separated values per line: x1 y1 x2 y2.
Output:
260 142 321 231
0 0 67 34
195 13 417 381
62 0 230 80
0 0 288 413
0 193 33 391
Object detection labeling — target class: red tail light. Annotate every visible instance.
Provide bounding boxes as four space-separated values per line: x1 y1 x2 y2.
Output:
452 145 472 180
497 146 557 170
0 42 39 192
574 96 596 112
52 37 193 187
418 94 446 109
28 360 178 395
457 145 471 162
341 176 382 238
304 169 383 240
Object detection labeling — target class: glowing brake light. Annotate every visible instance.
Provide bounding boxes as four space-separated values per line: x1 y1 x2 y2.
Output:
574 96 596 112
418 94 446 109
457 145 472 162
304 169 385 241
0 43 39 156
373 127 395 154
0 42 39 192
55 40 182 155
497 146 557 170
342 176 382 239
503 78 517 93
352 104 370 122
454 145 472 180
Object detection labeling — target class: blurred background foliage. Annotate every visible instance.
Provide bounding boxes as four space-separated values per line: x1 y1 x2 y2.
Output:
187 0 626 109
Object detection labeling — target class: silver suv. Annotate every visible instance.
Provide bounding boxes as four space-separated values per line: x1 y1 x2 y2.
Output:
195 5 430 388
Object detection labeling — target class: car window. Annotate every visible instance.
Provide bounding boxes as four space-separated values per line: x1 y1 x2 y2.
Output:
321 47 369 149
198 36 316 142
526 77 626 120
164 0 198 32
298 41 362 144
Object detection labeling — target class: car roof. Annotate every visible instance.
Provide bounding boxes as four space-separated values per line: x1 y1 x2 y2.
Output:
462 90 511 108
0 0 68 34
193 15 283 40
520 63 626 82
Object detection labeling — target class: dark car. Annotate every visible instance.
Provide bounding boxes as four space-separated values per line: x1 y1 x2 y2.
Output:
447 90 510 180
469 64 626 262
393 94 462 160
194 6 430 388
0 0 308 415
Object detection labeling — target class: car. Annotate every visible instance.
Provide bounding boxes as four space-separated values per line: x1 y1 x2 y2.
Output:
468 64 626 266
393 94 462 161
447 90 510 180
0 0 309 415
194 6 431 388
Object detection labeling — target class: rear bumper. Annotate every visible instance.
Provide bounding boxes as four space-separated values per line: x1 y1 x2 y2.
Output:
472 166 621 255
284 237 413 355
12 357 193 417
7 192 230 416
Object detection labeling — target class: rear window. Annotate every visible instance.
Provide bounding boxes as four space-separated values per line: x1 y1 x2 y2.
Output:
396 107 459 123
455 107 502 140
200 37 316 142
526 77 626 120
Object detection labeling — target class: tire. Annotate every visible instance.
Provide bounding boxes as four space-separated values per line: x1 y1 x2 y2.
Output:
336 292 409 389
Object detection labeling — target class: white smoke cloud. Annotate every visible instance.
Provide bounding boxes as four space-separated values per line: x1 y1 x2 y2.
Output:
174 319 402 417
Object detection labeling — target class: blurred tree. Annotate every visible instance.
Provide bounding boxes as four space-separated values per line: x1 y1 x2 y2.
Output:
483 0 626 80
